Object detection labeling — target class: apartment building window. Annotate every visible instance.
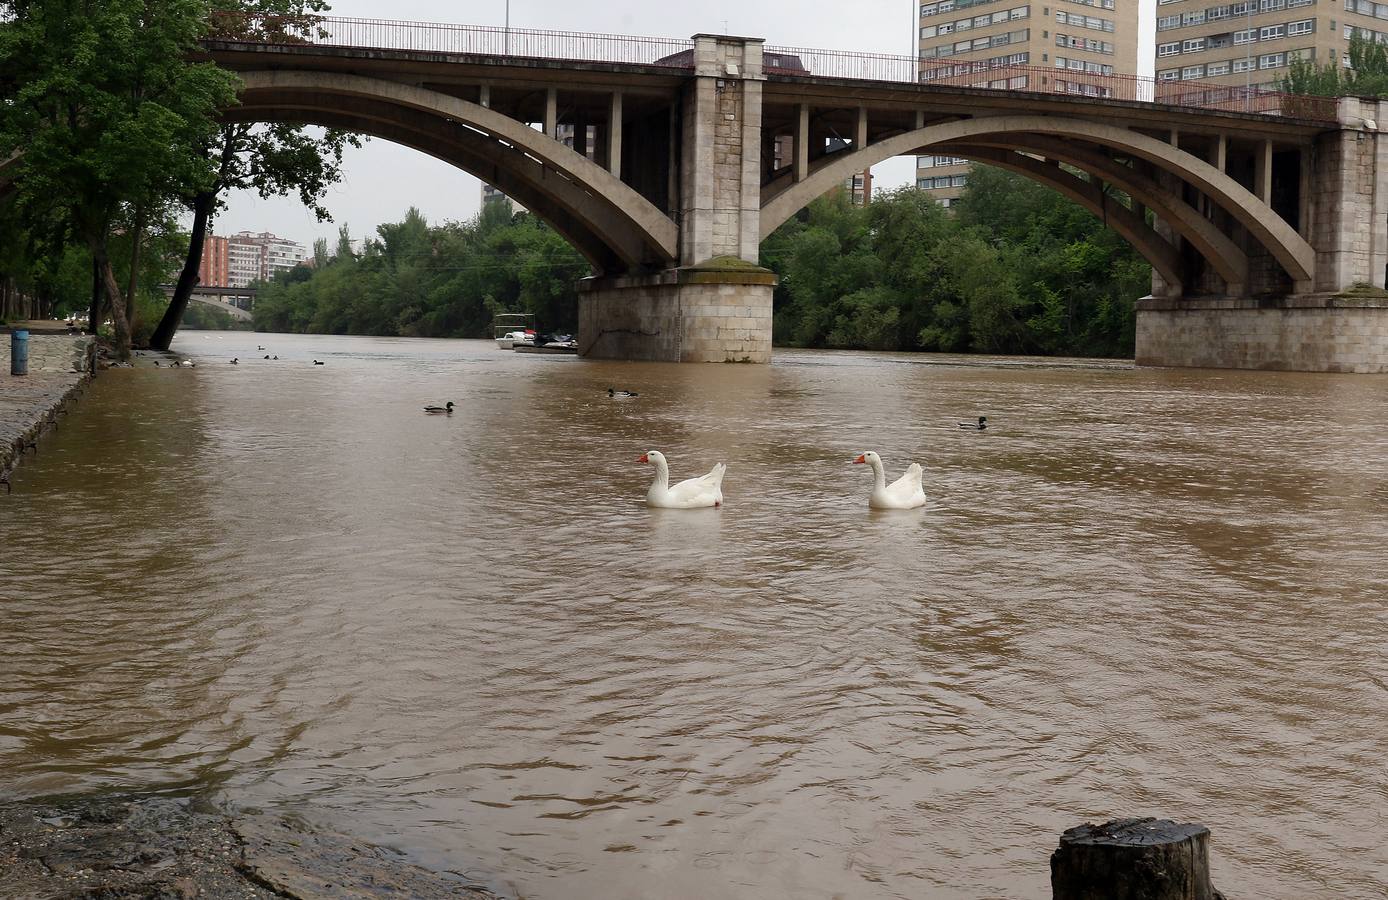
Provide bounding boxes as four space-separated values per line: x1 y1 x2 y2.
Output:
1229 1 1253 14
1060 0 1115 8
1182 9 1207 22
1208 33 1234 47
1182 64 1206 77
1233 57 1254 71
1259 0 1287 10
1156 0 1186 5
1183 37 1206 50
1286 0 1313 7
1207 4 1232 19
1055 10 1115 29
1260 24 1285 38
1158 68 1181 79
1158 40 1182 55
918 155 970 167
1233 28 1256 42
1287 18 1314 33
1259 51 1287 66
1207 60 1231 74
1157 14 1182 27
1346 0 1388 17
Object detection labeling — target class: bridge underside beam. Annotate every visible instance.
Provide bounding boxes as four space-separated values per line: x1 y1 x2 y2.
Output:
759 114 1314 289
234 71 680 274
937 136 1250 294
225 98 671 275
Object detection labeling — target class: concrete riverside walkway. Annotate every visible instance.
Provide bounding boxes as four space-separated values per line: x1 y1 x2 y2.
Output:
0 329 95 478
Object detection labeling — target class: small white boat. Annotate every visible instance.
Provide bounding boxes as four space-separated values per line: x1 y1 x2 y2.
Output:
496 330 536 349
493 313 536 350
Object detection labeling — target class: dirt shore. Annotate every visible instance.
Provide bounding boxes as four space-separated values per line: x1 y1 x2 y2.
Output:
0 797 498 899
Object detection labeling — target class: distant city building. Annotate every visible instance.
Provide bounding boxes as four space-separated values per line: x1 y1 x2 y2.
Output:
197 235 229 288
225 231 307 286
915 0 1140 206
1153 0 1380 91
845 169 873 205
481 183 514 213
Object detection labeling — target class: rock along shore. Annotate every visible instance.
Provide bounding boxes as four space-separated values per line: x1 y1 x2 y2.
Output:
0 330 95 482
0 796 499 899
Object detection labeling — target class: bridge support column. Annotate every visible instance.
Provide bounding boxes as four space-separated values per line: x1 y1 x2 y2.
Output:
578 33 775 363
1136 100 1388 373
577 262 776 363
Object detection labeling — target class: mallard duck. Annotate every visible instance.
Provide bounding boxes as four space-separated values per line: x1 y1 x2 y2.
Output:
313 360 325 366
959 416 987 430
424 401 455 414
608 388 639 398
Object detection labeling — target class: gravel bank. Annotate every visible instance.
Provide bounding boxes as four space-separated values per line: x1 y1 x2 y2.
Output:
0 797 499 899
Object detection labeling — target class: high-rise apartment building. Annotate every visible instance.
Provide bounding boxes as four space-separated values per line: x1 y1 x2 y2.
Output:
198 235 229 288
915 0 1140 206
225 231 307 287
1154 0 1383 89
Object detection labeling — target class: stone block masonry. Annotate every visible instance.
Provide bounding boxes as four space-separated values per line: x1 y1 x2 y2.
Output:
0 333 95 477
1135 294 1388 373
577 260 776 363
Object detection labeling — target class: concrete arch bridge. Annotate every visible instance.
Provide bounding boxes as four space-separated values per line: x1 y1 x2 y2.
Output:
204 17 1388 372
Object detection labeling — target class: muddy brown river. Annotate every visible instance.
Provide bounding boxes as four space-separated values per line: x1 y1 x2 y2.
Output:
2 333 1386 898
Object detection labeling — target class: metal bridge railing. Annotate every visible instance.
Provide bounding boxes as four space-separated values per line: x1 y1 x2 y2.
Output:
205 15 1339 122
206 14 696 67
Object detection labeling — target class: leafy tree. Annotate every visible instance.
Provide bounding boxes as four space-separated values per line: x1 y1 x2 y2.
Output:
1280 33 1388 97
0 0 238 359
149 0 359 350
251 208 587 338
762 170 1149 357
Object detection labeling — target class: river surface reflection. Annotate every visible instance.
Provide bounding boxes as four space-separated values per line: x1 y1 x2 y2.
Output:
2 332 1387 898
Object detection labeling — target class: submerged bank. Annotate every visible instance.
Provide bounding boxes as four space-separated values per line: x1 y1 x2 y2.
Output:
0 796 498 899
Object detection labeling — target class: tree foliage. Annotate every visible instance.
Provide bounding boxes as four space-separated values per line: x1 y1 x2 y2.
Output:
0 0 238 358
1280 32 1388 97
252 207 589 337
762 169 1150 358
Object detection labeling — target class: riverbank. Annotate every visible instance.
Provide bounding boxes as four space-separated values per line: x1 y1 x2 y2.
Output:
0 330 95 481
0 796 497 898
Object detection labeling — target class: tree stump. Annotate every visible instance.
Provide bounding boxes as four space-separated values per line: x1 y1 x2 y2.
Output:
1050 817 1226 900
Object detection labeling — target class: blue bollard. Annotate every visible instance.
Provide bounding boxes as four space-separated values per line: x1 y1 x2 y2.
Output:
10 329 28 376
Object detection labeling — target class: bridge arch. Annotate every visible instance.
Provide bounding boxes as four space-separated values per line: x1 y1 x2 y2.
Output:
759 114 1314 288
231 71 679 275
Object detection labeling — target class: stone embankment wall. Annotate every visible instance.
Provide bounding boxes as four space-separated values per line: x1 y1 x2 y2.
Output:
0 333 95 476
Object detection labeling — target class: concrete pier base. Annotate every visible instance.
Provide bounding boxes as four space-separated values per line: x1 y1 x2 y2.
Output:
577 259 776 363
1136 292 1388 373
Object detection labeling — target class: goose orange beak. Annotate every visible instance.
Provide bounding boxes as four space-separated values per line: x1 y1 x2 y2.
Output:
853 454 866 464
638 453 649 463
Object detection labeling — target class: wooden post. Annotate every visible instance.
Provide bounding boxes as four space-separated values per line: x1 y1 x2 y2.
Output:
1050 818 1226 900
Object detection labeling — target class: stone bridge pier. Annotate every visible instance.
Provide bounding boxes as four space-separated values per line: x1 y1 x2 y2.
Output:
1137 98 1388 372
578 35 776 363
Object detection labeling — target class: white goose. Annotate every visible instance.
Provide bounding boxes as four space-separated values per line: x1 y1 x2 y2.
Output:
854 451 926 509
639 450 726 509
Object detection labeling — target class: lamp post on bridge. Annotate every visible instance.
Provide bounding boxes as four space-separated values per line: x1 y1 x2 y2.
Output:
504 0 510 55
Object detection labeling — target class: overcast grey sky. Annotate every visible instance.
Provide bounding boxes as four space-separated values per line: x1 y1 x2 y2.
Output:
214 0 1157 247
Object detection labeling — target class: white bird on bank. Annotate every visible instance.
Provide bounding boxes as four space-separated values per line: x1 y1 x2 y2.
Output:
853 451 926 510
639 450 726 509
